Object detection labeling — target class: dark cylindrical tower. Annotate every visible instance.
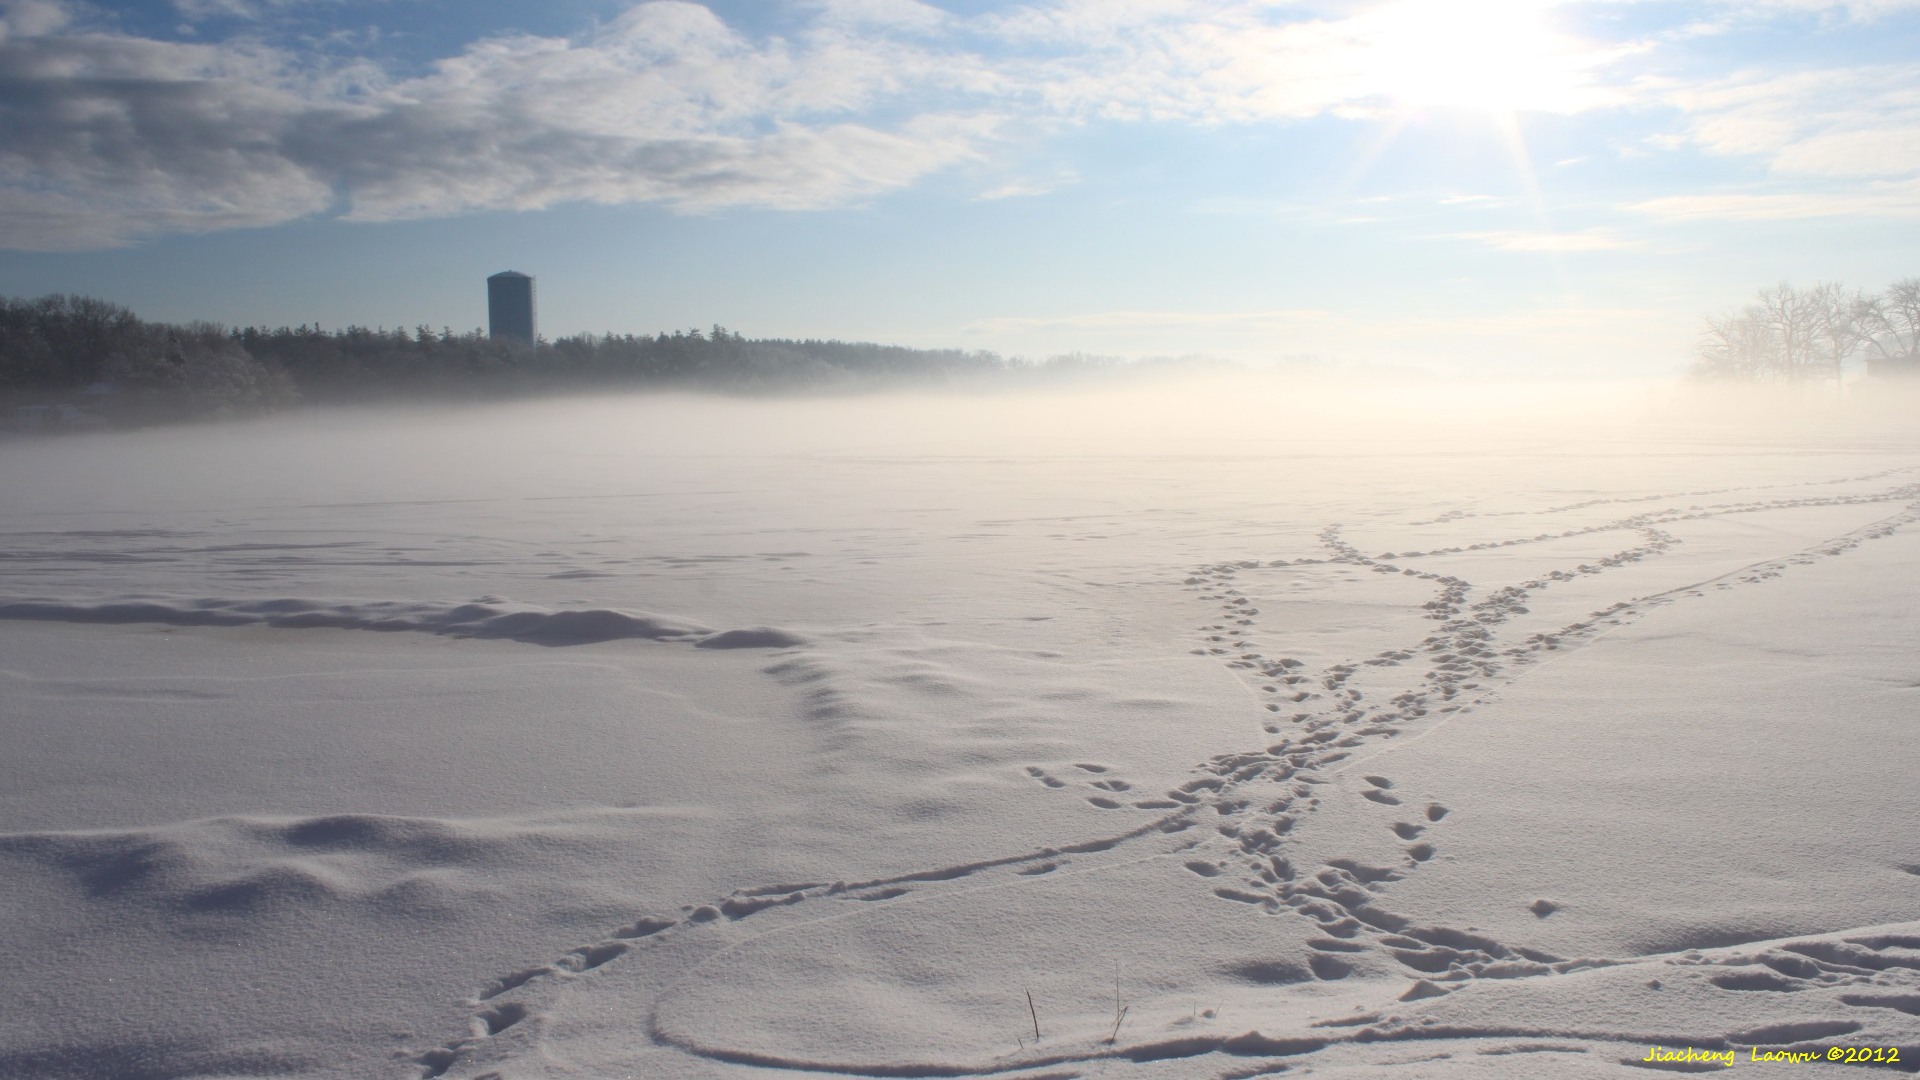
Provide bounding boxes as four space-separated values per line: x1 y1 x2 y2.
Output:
487 271 536 345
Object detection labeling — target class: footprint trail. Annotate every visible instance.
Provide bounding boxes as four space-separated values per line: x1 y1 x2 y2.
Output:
417 470 1920 1078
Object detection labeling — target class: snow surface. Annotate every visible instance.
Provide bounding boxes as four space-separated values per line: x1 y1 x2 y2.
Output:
1 383 1917 1079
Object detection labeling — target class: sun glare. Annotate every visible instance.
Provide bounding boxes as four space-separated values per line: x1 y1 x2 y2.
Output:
1357 0 1587 117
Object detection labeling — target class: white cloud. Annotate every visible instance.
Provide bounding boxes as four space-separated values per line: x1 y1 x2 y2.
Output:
0 27 339 248
0 170 332 250
0 1 998 248
975 1 1630 124
0 0 69 38
0 0 1914 248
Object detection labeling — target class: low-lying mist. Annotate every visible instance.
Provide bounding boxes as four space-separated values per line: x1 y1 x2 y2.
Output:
4 370 1916 522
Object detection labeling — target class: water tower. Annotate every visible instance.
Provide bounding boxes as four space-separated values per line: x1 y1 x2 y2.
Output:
487 271 536 345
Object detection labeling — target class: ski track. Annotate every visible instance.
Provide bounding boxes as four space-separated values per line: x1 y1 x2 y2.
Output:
383 466 1920 1078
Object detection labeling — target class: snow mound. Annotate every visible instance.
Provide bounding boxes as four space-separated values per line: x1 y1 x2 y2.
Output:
694 626 808 649
0 813 551 916
0 596 805 649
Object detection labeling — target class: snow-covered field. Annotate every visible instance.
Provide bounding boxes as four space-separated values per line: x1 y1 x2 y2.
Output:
2 382 1917 1079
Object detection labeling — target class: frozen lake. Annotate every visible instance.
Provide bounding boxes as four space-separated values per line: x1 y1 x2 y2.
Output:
2 383 1917 1078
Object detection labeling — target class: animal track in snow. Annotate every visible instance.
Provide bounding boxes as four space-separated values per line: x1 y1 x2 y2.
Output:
1025 766 1067 789
414 472 1920 1078
1155 476 1920 1027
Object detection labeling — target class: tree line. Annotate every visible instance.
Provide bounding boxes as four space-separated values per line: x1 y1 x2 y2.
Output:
1 293 1180 428
1693 278 1920 386
0 294 298 423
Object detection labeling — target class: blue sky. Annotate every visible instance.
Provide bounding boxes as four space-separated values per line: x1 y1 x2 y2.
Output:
0 0 1916 376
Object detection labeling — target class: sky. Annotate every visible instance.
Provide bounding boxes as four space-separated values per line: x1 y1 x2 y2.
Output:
0 0 1915 377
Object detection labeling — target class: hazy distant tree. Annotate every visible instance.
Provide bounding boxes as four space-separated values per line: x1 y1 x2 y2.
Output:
36 294 143 384
0 298 60 389
1 295 294 424
1861 278 1920 375
1805 282 1874 388
6 289 1096 424
103 322 296 419
1756 283 1820 382
0 294 145 391
1694 303 1775 381
1694 281 1877 387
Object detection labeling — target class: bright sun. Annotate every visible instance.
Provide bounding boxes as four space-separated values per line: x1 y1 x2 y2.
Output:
1356 0 1588 116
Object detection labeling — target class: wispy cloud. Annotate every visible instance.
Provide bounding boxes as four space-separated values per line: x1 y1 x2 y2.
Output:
1668 66 1920 178
1446 228 1644 252
166 0 360 24
1705 0 1920 21
974 171 1079 200
1618 61 1920 221
801 0 953 33
1629 180 1920 221
171 0 273 19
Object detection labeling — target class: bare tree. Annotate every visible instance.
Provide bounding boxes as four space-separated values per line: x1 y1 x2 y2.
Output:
1694 303 1774 381
1805 282 1872 389
1693 280 1884 387
1861 277 1920 375
1752 282 1820 383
